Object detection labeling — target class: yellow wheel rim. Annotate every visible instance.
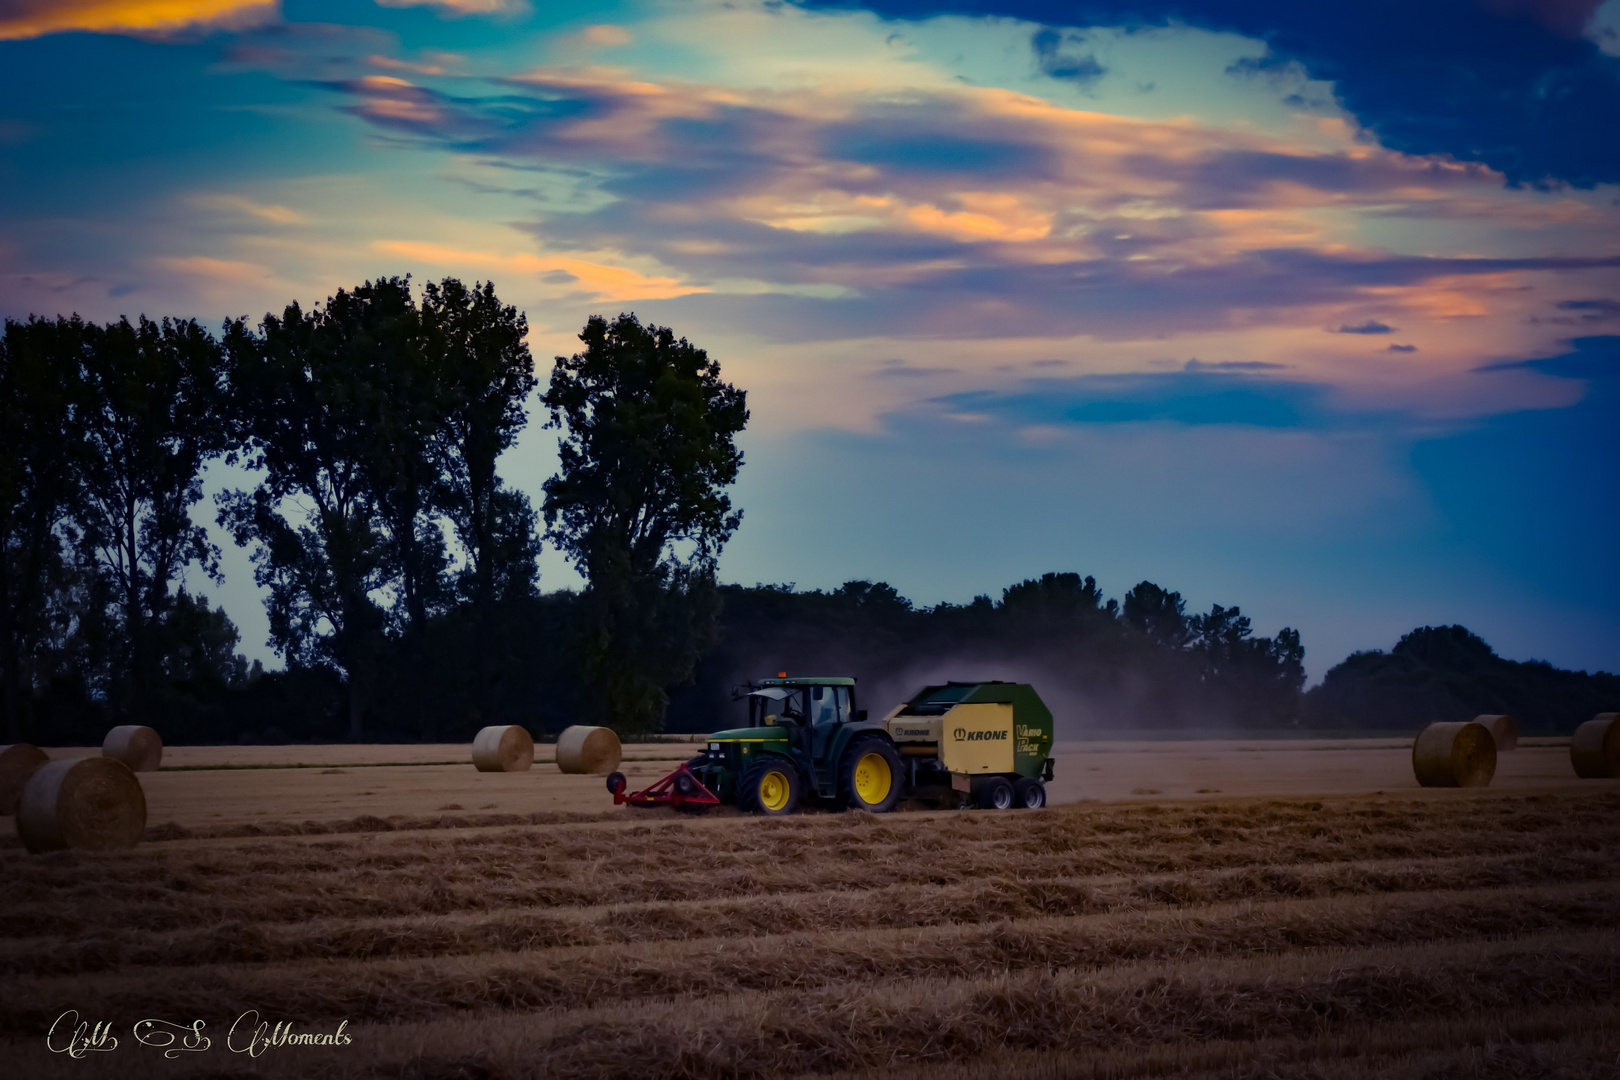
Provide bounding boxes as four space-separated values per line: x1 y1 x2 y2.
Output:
853 752 891 805
759 770 790 812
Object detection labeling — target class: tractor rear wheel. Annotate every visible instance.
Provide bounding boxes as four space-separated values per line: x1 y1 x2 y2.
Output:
1013 777 1046 809
843 738 903 813
738 758 800 816
976 776 1014 810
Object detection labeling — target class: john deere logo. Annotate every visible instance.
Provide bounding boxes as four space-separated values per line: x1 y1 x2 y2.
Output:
953 728 966 741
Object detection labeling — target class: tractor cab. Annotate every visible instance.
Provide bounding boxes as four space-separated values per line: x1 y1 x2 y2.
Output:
741 678 858 763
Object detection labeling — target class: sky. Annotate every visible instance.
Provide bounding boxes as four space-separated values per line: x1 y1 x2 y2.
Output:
2 0 1618 682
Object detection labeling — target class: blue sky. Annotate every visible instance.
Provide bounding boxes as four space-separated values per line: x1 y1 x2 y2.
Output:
3 0 1618 680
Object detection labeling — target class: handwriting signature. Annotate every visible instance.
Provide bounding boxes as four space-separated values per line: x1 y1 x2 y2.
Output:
48 1011 352 1057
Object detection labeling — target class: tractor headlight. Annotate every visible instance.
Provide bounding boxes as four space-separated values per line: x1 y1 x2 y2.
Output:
708 742 722 752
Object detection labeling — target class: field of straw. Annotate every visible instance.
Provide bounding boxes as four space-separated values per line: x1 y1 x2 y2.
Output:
3 743 1619 1078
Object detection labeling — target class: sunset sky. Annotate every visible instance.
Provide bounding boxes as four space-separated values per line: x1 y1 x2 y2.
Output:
2 0 1618 679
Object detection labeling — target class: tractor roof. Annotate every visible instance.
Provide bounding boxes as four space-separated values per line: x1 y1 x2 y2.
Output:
755 676 856 687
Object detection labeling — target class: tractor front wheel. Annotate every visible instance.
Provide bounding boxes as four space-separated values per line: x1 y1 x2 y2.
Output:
843 738 903 813
738 758 801 816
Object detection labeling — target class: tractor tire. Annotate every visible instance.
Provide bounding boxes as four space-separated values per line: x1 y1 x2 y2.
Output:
737 757 801 816
976 775 1014 810
842 738 903 813
1013 777 1046 809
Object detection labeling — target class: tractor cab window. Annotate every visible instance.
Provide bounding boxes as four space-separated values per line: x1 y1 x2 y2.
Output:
809 685 852 725
751 688 806 727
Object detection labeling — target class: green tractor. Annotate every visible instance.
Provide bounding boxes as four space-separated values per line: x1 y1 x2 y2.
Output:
606 676 1054 815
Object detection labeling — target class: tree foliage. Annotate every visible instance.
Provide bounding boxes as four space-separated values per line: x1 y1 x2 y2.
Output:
218 284 405 737
73 315 229 719
542 314 748 733
219 277 542 738
0 316 84 740
1306 624 1620 733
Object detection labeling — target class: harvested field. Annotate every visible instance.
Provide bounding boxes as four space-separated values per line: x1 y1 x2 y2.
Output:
3 744 1619 1078
17 736 1591 834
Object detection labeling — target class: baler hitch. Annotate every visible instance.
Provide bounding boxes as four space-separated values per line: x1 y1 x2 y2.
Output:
606 763 721 809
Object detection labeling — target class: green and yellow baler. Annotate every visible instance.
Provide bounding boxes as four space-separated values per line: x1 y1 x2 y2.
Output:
606 677 1054 814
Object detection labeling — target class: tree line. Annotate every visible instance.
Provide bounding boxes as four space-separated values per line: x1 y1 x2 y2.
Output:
666 574 1308 732
1 279 746 744
8 280 1605 743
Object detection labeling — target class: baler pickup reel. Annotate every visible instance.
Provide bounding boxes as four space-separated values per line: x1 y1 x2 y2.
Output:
605 763 720 810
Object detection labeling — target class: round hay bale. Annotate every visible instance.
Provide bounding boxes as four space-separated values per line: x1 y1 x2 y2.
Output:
16 757 146 853
1570 713 1620 779
471 725 534 772
1471 713 1519 752
556 725 622 775
102 725 162 772
1412 720 1496 788
0 743 49 815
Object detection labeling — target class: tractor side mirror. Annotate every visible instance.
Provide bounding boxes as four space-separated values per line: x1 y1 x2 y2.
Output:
854 709 868 722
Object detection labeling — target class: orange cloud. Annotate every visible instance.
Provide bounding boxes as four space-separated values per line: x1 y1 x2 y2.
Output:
374 240 707 302
0 0 276 40
156 254 270 280
373 0 526 15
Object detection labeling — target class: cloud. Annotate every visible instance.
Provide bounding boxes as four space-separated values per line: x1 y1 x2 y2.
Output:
372 239 708 301
0 0 276 40
155 254 270 280
1184 358 1285 370
1033 27 1107 85
1335 320 1394 334
372 0 527 15
578 23 631 47
192 193 306 224
1387 343 1418 352
304 33 1619 427
1558 297 1620 318
936 370 1329 428
797 0 1620 187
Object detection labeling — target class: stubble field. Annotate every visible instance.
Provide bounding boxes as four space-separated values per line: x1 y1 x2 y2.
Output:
2 741 1618 1079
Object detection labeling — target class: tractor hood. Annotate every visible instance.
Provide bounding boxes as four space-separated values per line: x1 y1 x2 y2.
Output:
706 726 791 745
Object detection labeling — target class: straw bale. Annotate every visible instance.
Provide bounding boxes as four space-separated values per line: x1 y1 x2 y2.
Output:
1471 714 1518 752
556 725 622 774
472 725 534 772
0 742 49 815
16 757 146 853
1411 721 1496 788
1570 713 1620 779
102 724 162 771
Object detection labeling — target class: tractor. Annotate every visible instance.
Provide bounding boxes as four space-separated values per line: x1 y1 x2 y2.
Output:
606 676 1054 814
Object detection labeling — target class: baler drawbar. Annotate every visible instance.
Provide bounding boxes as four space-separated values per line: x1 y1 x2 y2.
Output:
606 763 721 809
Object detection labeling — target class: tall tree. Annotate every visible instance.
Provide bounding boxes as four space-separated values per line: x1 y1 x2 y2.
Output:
219 282 424 739
542 314 748 733
422 278 539 724
0 317 84 740
423 278 538 603
72 315 228 721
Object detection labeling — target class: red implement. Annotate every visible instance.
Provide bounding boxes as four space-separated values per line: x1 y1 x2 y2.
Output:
606 764 721 809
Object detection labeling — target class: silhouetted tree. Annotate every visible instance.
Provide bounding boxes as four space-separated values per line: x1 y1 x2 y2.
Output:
422 279 539 725
542 314 748 733
1123 581 1193 648
73 316 229 720
1306 624 1618 733
0 316 84 741
219 285 410 739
